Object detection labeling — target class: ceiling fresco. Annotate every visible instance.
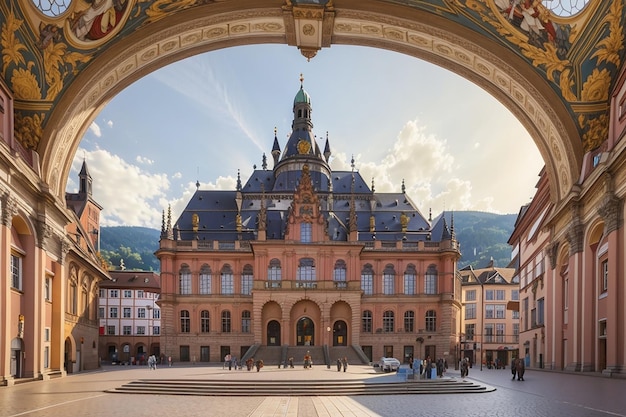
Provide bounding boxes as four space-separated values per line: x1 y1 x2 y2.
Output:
0 0 623 153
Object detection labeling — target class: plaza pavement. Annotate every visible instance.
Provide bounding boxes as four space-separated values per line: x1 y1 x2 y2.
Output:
1 362 626 417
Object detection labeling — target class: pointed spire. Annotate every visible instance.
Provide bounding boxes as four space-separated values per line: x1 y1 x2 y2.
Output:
451 211 455 239
166 205 173 240
429 208 432 222
323 131 331 162
79 159 93 196
371 177 375 193
160 210 166 236
351 155 355 172
262 153 267 170
271 127 281 166
196 179 200 190
236 169 242 191
401 179 406 194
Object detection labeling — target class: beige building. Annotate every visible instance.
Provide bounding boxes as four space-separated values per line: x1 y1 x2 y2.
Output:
156 81 462 366
459 262 519 370
98 271 161 365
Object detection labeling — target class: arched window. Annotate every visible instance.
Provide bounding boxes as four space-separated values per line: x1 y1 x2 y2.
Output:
221 264 234 295
383 264 395 295
268 259 282 280
200 310 210 333
404 264 416 295
241 310 251 333
81 276 89 318
425 310 437 332
362 310 373 333
297 258 316 281
425 264 438 294
179 264 191 295
361 264 373 295
404 311 415 332
383 310 394 333
199 264 212 295
241 264 253 295
69 266 78 315
333 260 347 288
221 310 231 333
180 310 190 333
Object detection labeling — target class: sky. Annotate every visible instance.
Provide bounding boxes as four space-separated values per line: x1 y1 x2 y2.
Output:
68 44 544 229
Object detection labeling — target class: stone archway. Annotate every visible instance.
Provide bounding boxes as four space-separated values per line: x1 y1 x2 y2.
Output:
36 1 585 207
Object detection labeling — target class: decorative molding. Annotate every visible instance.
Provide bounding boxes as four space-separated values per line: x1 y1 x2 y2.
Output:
1 192 18 227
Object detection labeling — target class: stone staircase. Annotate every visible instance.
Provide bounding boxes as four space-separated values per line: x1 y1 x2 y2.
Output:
108 378 494 396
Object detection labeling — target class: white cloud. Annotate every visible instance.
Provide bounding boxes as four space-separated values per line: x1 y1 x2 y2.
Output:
106 120 113 128
136 155 154 165
173 172 182 179
70 148 170 228
89 122 102 137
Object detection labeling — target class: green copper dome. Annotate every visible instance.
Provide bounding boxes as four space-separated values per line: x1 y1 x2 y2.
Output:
294 86 311 105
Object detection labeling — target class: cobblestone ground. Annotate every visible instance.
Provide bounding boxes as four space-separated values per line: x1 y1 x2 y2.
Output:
2 364 625 417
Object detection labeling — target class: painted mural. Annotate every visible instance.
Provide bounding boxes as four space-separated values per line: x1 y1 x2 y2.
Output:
0 0 623 152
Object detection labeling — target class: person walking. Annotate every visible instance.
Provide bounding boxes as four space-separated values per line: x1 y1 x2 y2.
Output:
336 358 342 372
515 358 526 381
511 357 517 380
342 357 348 372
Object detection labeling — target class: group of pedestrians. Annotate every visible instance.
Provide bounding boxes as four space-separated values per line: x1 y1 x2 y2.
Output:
336 357 348 372
511 357 525 381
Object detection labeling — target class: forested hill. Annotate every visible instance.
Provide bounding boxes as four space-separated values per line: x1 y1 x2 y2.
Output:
99 211 517 272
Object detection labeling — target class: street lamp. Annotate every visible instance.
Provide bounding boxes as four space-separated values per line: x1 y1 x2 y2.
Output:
480 280 484 371
326 326 331 368
146 304 153 357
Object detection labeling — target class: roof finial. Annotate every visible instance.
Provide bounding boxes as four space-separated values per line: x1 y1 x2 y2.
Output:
401 179 406 194
371 177 375 193
236 169 242 191
262 153 267 170
351 154 355 172
300 73 304 87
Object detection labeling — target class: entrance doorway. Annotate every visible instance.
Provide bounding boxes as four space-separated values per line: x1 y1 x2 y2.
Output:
296 317 314 346
267 320 281 346
10 338 23 378
333 320 347 346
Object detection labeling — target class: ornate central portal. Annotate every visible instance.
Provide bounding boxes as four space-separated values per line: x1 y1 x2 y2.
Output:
296 317 315 346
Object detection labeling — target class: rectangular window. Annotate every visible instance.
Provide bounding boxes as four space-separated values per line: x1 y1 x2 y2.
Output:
138 308 146 318
241 274 253 295
301 223 312 243
362 312 372 333
465 303 476 320
242 313 251 333
403 273 415 295
109 307 118 318
110 289 118 298
99 289 105 298
495 304 506 319
180 272 192 295
123 326 132 335
485 304 494 319
495 290 505 300
107 325 115 335
485 290 494 301
383 273 395 295
361 273 373 296
464 324 475 341
136 326 145 335
484 323 494 343
44 277 51 301
153 309 160 319
153 326 160 335
513 323 519 343
99 307 105 318
44 328 50 342
123 290 132 298
537 297 545 326
495 323 505 343
221 273 234 295
10 254 22 290
200 273 212 294
123 307 131 318
601 259 608 292
511 289 519 301
137 290 144 298
465 290 476 302
523 297 529 331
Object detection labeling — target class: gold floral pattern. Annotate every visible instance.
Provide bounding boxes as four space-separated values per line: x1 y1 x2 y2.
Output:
15 112 45 150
